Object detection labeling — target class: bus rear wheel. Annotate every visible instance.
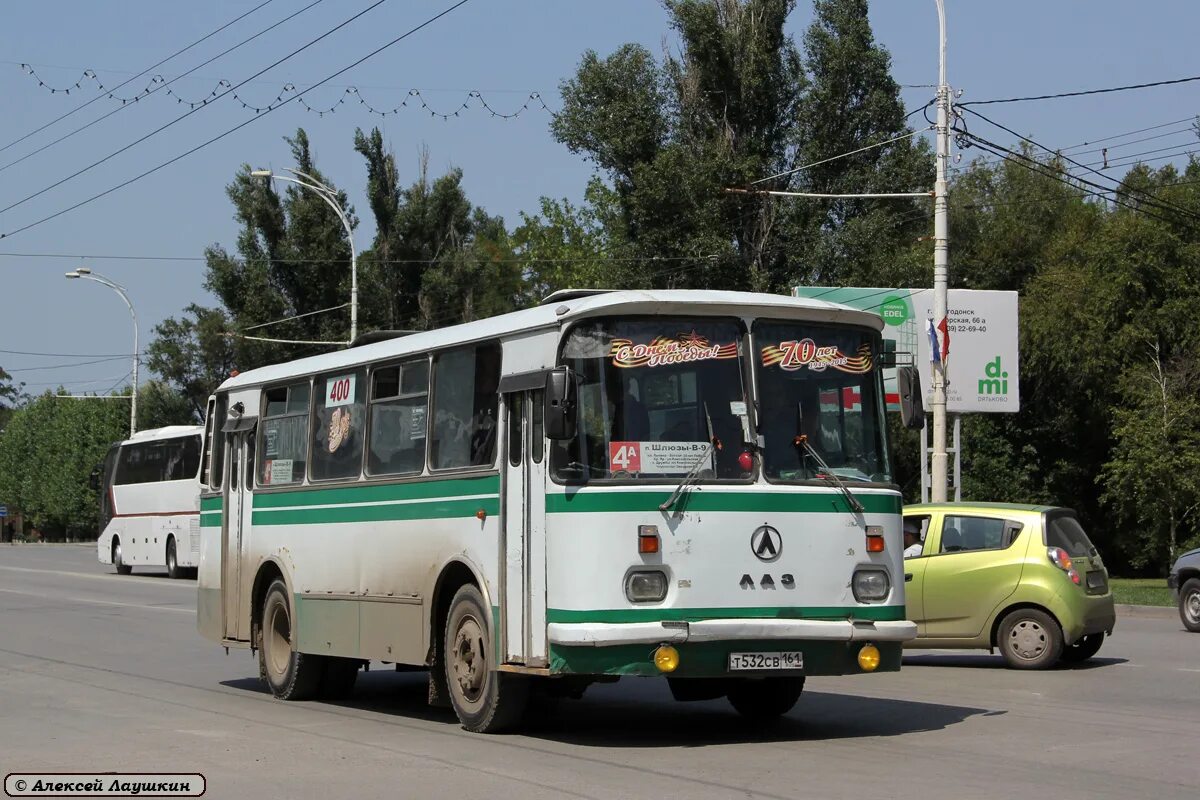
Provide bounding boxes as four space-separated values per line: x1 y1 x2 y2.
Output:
727 677 805 723
444 584 528 733
259 579 322 700
165 537 181 579
112 539 132 575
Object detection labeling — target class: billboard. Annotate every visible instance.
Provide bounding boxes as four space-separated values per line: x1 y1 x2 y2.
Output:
792 286 1019 413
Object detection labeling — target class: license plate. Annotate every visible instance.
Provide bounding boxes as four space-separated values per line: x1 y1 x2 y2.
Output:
728 651 804 672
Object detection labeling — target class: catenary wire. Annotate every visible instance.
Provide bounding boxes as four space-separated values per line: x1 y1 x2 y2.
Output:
961 73 1200 107
0 0 328 176
0 0 278 156
0 0 381 218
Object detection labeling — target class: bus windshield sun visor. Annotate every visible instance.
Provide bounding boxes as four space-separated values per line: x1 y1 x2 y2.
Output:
221 415 258 433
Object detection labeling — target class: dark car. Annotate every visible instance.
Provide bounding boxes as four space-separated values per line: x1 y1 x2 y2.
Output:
1168 548 1200 632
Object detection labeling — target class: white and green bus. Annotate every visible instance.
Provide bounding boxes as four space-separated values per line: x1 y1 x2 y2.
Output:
197 289 915 732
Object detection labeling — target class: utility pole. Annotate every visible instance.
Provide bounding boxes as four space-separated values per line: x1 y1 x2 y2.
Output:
930 0 951 502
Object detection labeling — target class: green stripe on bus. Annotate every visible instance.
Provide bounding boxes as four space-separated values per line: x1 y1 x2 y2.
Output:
546 605 907 623
545 490 900 515
199 512 222 528
252 496 500 526
253 474 500 509
200 497 223 512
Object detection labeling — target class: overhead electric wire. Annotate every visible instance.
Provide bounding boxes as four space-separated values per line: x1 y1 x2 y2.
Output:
961 73 1200 107
4 356 129 373
0 0 476 241
0 347 142 358
0 0 278 157
1079 141 1200 168
961 109 1200 222
752 127 933 185
0 0 373 217
0 0 328 176
1057 115 1198 153
1067 125 1196 157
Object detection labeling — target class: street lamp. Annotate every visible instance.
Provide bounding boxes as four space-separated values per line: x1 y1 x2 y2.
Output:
65 266 139 435
251 167 358 343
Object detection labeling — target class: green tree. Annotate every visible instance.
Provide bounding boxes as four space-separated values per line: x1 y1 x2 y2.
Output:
0 366 24 431
0 392 126 539
137 380 201 429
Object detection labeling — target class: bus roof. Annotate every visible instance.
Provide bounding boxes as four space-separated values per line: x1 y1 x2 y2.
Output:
123 425 203 445
218 289 884 392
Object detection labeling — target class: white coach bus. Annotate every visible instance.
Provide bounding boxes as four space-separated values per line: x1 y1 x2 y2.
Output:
197 290 916 732
96 425 203 578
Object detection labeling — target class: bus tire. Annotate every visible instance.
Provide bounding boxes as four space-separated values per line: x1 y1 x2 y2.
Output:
165 537 181 579
444 584 528 733
727 677 805 722
320 657 361 700
112 538 132 575
259 578 322 700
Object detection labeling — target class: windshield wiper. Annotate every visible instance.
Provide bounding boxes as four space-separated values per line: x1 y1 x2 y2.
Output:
660 401 719 515
793 434 865 515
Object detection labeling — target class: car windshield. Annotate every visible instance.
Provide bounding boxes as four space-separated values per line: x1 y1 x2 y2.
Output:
551 317 751 482
753 320 890 484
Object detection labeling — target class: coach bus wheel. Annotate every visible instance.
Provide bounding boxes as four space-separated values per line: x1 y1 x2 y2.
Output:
727 677 805 723
165 537 180 579
259 578 322 700
112 539 132 575
444 584 529 733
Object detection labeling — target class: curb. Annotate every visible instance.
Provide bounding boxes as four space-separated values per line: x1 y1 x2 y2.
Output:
1116 603 1176 620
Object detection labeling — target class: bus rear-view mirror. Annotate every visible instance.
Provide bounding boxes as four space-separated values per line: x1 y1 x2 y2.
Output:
897 366 925 430
545 367 578 441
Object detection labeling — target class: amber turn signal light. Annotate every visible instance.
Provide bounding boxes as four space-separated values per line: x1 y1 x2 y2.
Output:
865 524 885 552
638 524 660 554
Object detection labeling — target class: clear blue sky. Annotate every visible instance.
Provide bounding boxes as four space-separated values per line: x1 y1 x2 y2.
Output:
2 0 1198 394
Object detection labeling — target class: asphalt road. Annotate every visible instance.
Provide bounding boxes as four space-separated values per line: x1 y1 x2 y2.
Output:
1 545 1197 800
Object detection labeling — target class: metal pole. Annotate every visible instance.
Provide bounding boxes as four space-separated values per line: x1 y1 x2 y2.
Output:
68 270 138 435
930 0 951 502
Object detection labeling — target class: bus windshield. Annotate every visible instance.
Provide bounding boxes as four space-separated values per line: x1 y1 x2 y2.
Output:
552 317 751 482
754 320 890 484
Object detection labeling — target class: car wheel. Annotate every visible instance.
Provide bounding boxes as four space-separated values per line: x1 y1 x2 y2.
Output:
1060 632 1104 663
998 608 1063 669
1180 578 1200 633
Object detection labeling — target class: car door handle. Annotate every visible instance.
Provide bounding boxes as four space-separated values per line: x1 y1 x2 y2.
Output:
904 573 913 582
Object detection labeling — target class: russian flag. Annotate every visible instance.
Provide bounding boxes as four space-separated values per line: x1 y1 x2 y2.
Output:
936 316 950 362
927 318 940 363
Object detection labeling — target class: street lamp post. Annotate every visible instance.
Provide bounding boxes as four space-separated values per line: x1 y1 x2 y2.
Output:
929 0 951 503
251 168 358 343
65 267 139 436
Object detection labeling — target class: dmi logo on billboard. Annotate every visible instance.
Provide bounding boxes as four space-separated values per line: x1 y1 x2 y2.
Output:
977 356 1011 403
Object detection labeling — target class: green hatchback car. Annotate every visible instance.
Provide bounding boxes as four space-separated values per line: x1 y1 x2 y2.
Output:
902 503 1116 669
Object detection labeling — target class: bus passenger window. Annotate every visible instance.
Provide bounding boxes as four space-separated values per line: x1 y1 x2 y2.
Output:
367 360 428 477
258 382 310 486
311 370 367 481
430 342 501 470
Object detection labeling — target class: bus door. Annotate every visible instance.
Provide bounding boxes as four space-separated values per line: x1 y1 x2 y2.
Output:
221 421 256 642
500 386 547 666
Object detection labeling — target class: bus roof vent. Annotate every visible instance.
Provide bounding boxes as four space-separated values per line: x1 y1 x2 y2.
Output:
350 330 420 348
539 289 615 306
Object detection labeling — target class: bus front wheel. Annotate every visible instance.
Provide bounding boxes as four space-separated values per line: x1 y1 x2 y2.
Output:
727 676 805 722
259 579 322 700
444 584 529 733
112 539 132 575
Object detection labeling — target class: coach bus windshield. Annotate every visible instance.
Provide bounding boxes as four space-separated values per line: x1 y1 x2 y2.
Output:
552 318 751 482
753 320 890 484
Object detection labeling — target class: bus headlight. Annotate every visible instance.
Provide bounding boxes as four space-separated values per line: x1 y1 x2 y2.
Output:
625 570 668 602
852 569 890 602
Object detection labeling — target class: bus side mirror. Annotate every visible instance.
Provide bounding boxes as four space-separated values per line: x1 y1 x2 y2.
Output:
544 367 578 441
88 465 102 491
897 366 925 430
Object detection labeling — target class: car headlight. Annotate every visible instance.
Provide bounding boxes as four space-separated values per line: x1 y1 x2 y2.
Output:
852 569 890 602
625 570 668 602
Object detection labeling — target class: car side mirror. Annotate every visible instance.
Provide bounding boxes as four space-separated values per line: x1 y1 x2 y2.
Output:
544 367 578 441
897 366 925 430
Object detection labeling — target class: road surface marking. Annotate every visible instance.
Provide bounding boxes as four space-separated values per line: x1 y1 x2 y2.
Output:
0 587 193 614
0 564 194 589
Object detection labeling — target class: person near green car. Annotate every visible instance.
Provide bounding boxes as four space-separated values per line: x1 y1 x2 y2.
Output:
902 503 1116 669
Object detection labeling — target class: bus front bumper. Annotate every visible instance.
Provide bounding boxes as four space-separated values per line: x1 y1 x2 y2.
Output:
547 618 917 646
